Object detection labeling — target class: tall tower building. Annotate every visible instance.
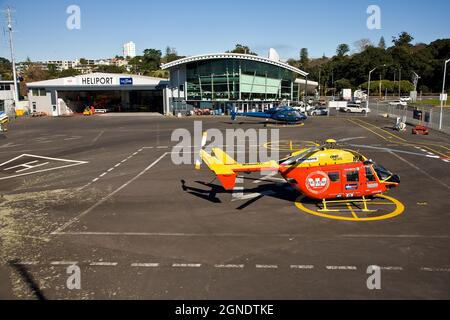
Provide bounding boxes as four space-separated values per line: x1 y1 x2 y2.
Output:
123 41 136 58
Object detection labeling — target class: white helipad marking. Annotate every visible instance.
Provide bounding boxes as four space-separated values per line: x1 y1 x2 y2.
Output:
131 263 160 267
51 261 78 265
290 265 314 270
172 263 202 268
326 266 357 270
0 154 88 181
214 264 244 269
89 262 118 266
53 153 168 234
256 264 278 269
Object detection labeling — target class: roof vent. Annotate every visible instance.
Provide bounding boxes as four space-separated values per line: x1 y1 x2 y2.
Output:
268 48 280 62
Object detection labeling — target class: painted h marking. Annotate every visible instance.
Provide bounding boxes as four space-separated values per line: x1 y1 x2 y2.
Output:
4 160 49 173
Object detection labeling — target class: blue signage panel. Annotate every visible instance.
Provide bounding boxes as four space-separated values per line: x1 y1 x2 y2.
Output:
120 77 133 85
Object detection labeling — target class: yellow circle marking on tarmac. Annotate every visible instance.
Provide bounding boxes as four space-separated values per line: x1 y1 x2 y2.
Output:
264 140 319 151
295 195 405 222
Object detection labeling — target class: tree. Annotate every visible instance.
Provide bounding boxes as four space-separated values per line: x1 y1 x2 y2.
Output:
79 58 88 65
335 78 352 91
59 68 81 78
354 39 373 53
392 32 414 47
227 44 257 55
162 46 184 64
0 57 12 80
19 63 50 97
95 65 126 74
378 36 386 49
336 44 350 57
300 48 309 67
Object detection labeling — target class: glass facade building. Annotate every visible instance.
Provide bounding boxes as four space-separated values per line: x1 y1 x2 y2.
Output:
162 53 315 113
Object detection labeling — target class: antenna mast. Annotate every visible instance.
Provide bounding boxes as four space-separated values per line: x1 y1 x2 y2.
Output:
6 6 19 103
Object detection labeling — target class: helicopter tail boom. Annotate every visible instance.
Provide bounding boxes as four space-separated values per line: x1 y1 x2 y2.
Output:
199 148 279 190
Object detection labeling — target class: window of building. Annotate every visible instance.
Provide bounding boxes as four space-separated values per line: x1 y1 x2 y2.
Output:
346 170 359 182
0 100 4 112
0 84 11 91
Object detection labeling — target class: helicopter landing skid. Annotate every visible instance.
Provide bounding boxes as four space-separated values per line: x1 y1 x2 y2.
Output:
317 196 378 213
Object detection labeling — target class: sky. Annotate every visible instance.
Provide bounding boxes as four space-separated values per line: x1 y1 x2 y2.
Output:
0 0 449 62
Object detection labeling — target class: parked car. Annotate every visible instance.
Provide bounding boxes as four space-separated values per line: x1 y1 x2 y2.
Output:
309 106 328 116
389 100 408 107
293 104 313 113
340 103 371 114
400 96 412 102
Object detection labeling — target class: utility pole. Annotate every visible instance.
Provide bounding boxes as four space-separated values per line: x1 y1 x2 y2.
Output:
439 59 450 131
6 6 19 104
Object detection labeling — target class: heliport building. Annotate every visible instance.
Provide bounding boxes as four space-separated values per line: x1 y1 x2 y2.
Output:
161 51 318 113
26 73 170 116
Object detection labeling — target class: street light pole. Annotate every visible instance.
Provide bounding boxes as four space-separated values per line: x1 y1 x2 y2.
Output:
439 59 450 131
367 67 377 108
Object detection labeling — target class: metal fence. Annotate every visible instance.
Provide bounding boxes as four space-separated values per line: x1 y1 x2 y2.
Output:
368 102 450 134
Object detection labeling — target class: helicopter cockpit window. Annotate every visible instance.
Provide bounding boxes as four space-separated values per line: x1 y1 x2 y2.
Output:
328 172 340 182
346 170 359 182
365 166 377 182
373 164 392 181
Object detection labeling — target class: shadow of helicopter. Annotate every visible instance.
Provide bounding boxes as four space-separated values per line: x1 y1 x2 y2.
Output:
181 177 299 210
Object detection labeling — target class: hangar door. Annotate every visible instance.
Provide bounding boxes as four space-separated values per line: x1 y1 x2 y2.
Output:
130 90 163 113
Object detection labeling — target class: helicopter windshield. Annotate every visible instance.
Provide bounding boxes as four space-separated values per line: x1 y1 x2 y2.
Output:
373 164 393 181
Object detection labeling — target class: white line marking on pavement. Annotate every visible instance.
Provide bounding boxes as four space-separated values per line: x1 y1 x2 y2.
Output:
89 262 118 266
214 264 244 269
91 130 104 144
326 266 357 270
256 264 278 269
389 151 450 190
420 267 450 272
15 261 39 266
131 263 160 268
51 261 78 265
172 263 202 268
380 266 403 271
290 265 314 270
53 152 168 234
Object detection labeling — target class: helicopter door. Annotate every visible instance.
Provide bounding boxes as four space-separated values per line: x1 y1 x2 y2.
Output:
364 166 380 190
344 169 361 197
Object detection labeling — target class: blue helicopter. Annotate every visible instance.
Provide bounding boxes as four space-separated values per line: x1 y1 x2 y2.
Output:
231 106 307 123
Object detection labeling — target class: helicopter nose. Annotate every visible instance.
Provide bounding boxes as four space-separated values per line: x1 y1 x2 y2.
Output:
386 174 400 187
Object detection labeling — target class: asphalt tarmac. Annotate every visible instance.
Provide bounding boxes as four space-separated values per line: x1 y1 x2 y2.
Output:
0 114 449 299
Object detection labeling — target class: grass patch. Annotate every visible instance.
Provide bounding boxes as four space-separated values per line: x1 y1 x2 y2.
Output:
413 99 450 107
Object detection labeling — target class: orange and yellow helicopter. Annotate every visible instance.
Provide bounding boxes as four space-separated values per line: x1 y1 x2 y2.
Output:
195 133 400 212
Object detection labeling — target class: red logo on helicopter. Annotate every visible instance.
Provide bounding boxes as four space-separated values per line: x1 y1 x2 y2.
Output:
305 171 330 195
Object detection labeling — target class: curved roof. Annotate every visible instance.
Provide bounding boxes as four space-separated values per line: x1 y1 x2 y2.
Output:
161 53 309 77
